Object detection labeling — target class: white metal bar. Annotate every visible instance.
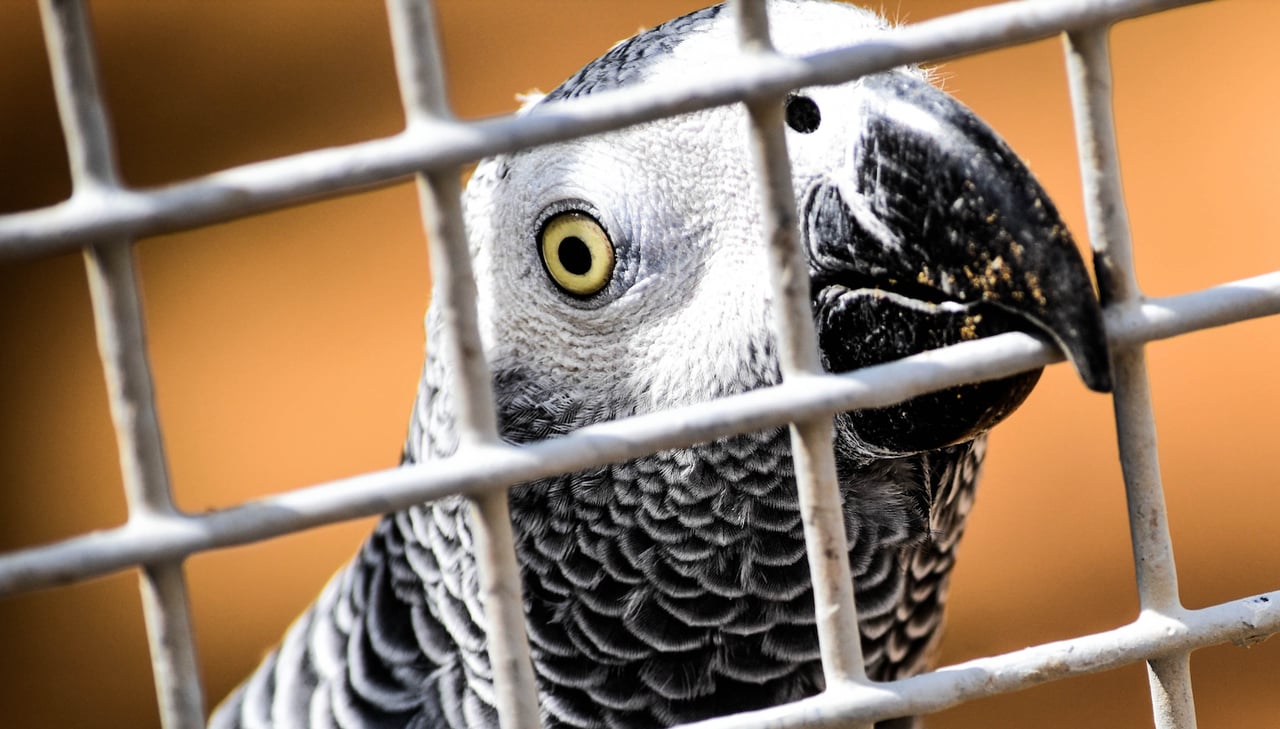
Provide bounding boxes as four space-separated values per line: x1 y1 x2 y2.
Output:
1 270 1277 595
137 561 207 729
386 1 542 727
82 241 207 728
387 0 450 123
417 166 543 729
1067 20 1182 616
1105 270 1280 349
671 592 1280 729
1148 655 1198 729
1065 25 1196 729
39 2 206 728
0 0 1209 261
734 0 869 692
39 0 115 189
0 331 1064 596
81 243 172 516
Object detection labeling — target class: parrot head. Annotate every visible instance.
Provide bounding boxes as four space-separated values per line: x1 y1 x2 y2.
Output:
460 0 1110 458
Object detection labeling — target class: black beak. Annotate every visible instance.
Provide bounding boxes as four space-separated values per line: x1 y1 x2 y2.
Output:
806 72 1111 456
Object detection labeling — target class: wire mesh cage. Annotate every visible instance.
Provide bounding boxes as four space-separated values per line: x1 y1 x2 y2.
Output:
1 1 1278 728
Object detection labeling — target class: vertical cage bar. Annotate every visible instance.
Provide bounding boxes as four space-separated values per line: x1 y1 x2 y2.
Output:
39 0 116 188
1148 653 1199 729
39 1 206 727
1065 26 1197 729
83 240 208 729
415 169 541 729
386 1 542 727
81 243 174 516
386 0 451 123
82 243 207 727
137 562 207 728
733 0 869 694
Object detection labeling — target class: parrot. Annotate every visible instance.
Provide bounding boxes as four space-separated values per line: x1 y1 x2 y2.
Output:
210 1 1111 728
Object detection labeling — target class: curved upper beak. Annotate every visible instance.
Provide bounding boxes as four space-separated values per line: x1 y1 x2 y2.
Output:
806 72 1111 454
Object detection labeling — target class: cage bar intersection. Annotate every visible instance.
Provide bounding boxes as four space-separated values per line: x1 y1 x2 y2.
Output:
3 1 1278 728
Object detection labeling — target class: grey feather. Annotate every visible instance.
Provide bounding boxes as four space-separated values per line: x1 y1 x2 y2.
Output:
544 6 724 102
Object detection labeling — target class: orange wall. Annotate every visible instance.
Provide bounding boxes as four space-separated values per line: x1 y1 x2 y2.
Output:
1 2 1277 727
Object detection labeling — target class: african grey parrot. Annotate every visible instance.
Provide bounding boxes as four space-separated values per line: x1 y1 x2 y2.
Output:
210 1 1110 728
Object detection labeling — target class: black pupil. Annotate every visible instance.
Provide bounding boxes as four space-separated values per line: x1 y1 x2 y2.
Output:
785 94 821 133
558 236 593 276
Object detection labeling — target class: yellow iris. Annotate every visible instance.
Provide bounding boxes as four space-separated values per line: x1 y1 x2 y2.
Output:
539 212 615 296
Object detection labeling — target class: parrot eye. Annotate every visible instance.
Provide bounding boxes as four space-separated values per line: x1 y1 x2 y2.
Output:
785 94 821 134
539 211 616 297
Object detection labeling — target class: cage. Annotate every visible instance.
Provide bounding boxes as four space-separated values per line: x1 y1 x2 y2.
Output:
1 1 1278 728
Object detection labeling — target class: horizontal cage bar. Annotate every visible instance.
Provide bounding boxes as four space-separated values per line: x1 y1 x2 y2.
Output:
674 591 1280 729
0 0 1207 261
2 271 1278 596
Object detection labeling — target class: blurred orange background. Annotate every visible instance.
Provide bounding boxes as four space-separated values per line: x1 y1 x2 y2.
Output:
1 1 1277 727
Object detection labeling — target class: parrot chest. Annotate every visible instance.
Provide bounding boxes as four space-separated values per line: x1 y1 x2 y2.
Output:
465 369 972 727
505 428 926 727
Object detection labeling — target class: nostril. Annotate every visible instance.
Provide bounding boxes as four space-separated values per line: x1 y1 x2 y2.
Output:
785 94 821 133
